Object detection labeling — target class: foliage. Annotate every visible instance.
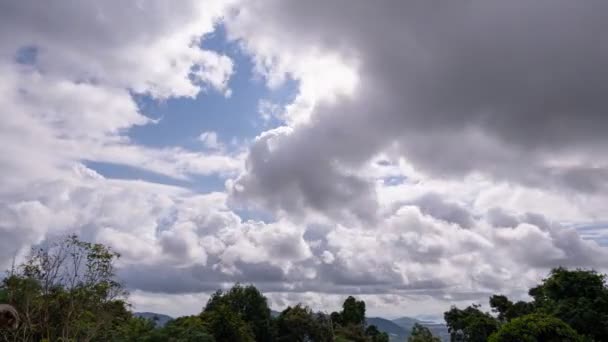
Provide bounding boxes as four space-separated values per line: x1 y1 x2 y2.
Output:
529 267 608 341
341 296 366 326
445 267 608 342
275 304 333 342
364 324 389 342
330 296 388 342
3 238 608 342
202 284 272 342
0 235 129 342
489 295 534 322
112 316 157 341
409 323 441 342
444 304 498 342
488 313 583 342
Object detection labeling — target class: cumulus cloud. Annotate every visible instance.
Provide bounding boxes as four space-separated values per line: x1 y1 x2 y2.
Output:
0 0 235 98
227 0 608 219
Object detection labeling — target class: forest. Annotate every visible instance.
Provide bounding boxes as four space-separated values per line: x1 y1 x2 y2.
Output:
1 236 606 342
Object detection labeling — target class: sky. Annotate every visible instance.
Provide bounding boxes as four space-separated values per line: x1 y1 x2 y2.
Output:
1 0 608 320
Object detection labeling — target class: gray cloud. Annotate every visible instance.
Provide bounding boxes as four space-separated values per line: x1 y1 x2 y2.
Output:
228 0 608 219
414 193 474 228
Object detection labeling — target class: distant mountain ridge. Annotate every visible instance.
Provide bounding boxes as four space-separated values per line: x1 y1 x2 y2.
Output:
134 312 173 327
366 317 409 341
134 311 449 341
390 316 449 342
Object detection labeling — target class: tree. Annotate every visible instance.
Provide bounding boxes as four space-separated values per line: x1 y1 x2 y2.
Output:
140 315 215 342
341 296 366 326
330 311 342 328
111 316 157 342
202 284 273 342
444 304 498 342
331 296 387 342
0 235 130 342
489 295 533 322
203 303 254 342
409 323 441 342
365 324 389 342
275 304 333 342
488 313 583 342
529 267 608 340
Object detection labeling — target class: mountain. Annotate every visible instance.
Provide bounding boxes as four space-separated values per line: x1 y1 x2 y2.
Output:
366 317 408 341
391 316 420 333
391 316 450 342
422 322 450 342
134 312 173 327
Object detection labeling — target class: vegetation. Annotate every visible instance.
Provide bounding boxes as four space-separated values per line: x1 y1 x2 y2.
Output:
408 323 441 342
445 267 608 341
488 313 582 342
0 235 129 342
2 236 607 342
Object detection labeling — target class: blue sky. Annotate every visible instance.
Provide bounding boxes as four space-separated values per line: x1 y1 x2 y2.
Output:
87 25 298 192
129 25 298 150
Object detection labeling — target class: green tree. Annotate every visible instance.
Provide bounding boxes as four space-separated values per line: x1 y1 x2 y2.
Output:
444 304 498 342
0 235 130 342
145 315 215 342
341 296 366 326
202 284 272 342
275 304 333 342
332 296 386 342
529 267 608 340
330 311 342 328
111 316 157 341
409 323 441 342
488 313 583 342
365 324 389 342
489 295 533 322
203 303 254 342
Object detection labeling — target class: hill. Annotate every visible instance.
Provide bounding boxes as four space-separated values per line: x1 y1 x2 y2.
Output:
391 316 449 341
134 312 173 327
367 317 408 341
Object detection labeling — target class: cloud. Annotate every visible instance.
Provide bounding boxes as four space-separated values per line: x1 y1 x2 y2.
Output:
0 1 244 187
0 0 235 98
226 0 608 220
199 131 224 150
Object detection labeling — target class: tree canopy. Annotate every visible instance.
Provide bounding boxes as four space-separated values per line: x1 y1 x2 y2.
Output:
202 283 273 342
408 323 441 342
275 304 333 342
3 237 608 342
488 313 583 342
1 235 130 342
445 267 608 342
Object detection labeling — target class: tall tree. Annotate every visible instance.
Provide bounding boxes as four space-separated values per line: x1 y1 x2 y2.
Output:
488 313 583 342
341 296 366 326
444 304 498 342
529 267 608 340
409 323 441 342
1 235 130 342
202 284 273 342
364 324 389 342
275 304 333 342
489 295 533 322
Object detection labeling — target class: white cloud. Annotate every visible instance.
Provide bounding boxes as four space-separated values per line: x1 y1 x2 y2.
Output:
0 0 235 99
199 131 224 150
